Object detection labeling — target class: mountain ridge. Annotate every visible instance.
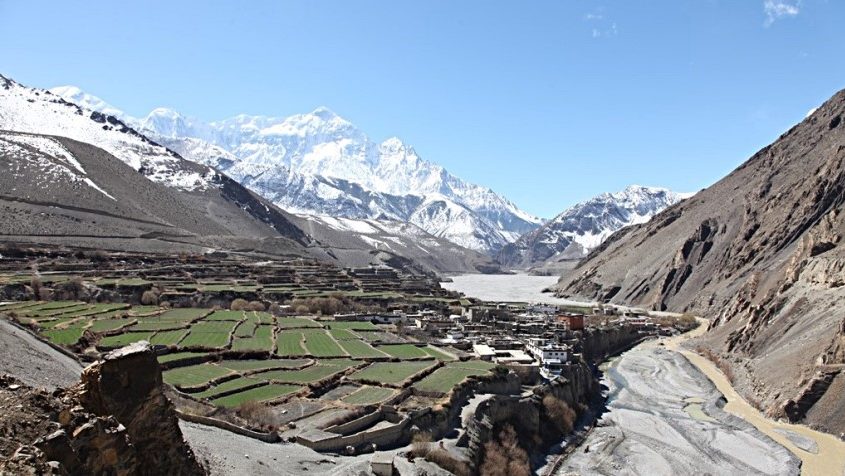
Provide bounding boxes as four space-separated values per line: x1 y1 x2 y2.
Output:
48 86 541 253
498 185 689 269
556 86 845 436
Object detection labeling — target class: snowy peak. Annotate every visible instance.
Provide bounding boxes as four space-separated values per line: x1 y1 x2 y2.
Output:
44 83 541 253
48 85 128 121
497 185 689 268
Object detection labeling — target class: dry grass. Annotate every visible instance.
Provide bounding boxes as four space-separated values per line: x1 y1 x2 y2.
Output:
543 395 577 434
480 424 530 476
235 400 281 432
426 448 471 476
141 289 160 305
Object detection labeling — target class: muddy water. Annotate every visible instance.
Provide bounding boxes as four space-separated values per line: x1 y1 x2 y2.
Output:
667 321 845 476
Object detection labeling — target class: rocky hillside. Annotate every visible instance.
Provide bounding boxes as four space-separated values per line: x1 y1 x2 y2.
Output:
49 87 542 253
557 88 845 436
497 185 687 269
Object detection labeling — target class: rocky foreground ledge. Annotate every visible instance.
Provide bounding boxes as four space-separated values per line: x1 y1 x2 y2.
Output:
0 341 205 475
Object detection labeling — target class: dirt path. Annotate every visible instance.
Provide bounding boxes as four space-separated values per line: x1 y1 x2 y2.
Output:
0 318 82 390
668 319 845 476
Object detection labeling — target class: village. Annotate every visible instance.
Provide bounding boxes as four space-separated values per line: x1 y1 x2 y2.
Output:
332 298 687 384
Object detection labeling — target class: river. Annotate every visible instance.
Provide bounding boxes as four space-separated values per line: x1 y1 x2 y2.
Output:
444 274 845 475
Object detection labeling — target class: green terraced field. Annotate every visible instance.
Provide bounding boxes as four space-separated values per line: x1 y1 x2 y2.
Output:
89 318 136 333
377 344 430 359
150 330 188 346
179 330 232 349
336 338 388 359
349 361 434 385
0 301 42 311
326 321 378 331
43 327 85 345
301 329 345 357
341 386 396 405
190 321 236 333
327 328 357 340
210 384 301 407
128 306 163 316
450 360 497 371
254 364 347 384
231 325 273 351
275 331 306 357
38 316 87 329
412 363 493 393
204 310 245 321
276 317 322 328
157 352 208 364
356 331 393 343
193 376 262 399
162 363 232 387
99 331 155 348
254 312 274 324
421 346 457 361
23 304 91 318
158 308 210 321
218 359 309 372
128 320 187 331
233 322 256 338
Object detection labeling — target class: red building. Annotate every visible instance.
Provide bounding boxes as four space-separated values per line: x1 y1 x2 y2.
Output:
557 314 585 331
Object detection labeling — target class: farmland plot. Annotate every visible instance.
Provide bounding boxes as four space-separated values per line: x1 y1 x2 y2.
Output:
99 331 155 348
377 344 430 360
219 359 310 372
301 329 345 357
349 361 434 385
162 363 232 388
231 325 274 352
341 386 396 406
276 331 306 357
150 329 188 346
210 384 301 408
336 339 388 359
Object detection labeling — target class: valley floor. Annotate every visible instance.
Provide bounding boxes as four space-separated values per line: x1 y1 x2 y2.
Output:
559 321 845 476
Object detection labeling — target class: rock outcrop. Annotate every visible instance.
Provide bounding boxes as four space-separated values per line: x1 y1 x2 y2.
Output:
0 342 205 475
557 88 845 436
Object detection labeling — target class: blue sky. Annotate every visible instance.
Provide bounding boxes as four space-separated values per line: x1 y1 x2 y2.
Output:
1 0 842 218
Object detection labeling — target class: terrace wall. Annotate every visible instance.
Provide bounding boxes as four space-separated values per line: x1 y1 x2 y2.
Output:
297 417 412 452
176 411 280 443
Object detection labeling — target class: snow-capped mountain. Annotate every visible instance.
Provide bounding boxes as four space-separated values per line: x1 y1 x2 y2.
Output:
497 185 691 268
47 87 541 253
0 75 501 274
1 76 214 191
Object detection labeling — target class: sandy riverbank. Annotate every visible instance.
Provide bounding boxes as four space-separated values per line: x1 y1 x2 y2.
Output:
557 338 799 475
668 320 845 476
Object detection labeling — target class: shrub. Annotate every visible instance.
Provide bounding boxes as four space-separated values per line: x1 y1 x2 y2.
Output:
425 448 471 476
410 431 432 458
230 298 249 311
140 290 159 305
543 395 577 434
268 303 282 316
480 425 530 476
247 300 266 312
235 400 280 431
30 276 43 300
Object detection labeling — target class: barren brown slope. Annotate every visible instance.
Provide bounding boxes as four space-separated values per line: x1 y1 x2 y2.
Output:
557 88 845 436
